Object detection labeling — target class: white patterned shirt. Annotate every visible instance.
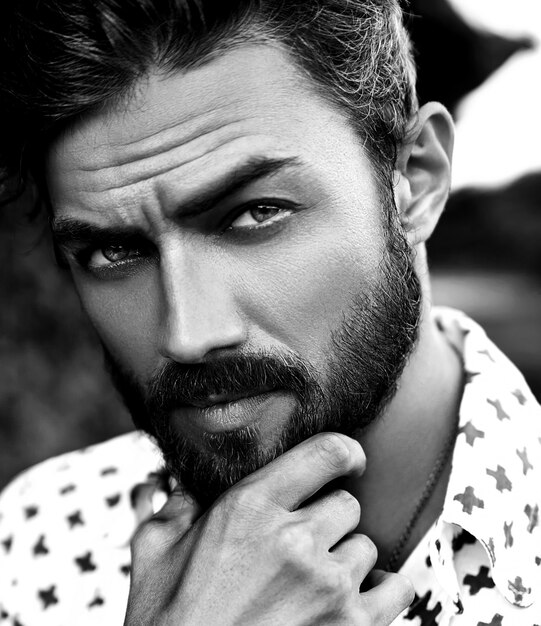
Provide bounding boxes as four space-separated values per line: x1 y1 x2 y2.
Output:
0 307 540 625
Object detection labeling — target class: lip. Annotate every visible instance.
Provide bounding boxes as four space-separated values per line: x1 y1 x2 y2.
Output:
173 390 290 434
187 388 269 409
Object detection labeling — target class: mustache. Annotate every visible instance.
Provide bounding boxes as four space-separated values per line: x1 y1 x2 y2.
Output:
144 351 323 416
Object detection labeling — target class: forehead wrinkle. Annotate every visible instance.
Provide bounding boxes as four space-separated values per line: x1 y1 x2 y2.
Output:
70 123 268 195
116 99 233 149
80 102 238 172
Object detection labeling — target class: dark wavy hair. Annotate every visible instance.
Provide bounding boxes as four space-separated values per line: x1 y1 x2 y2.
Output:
0 0 417 207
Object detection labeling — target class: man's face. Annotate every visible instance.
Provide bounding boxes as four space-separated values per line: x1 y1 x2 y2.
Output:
46 44 421 506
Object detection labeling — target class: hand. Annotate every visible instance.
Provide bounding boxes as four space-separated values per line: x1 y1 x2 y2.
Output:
124 432 414 625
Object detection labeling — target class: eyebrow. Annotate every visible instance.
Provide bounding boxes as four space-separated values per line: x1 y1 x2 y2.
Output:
50 155 302 250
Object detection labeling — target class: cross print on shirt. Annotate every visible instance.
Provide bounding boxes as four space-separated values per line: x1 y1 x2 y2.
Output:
517 448 533 475
463 566 495 595
458 421 485 447
487 398 510 421
524 504 539 533
453 487 484 514
38 586 58 610
66 511 84 529
486 466 512 492
507 577 531 604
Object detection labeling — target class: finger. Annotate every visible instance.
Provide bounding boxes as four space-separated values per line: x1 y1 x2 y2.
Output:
130 489 201 568
130 482 157 525
243 432 366 511
298 489 361 548
152 487 202 534
331 533 378 582
364 568 387 588
130 471 176 525
359 571 415 622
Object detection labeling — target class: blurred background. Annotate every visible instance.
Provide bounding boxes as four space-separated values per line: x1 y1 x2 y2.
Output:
1 0 540 489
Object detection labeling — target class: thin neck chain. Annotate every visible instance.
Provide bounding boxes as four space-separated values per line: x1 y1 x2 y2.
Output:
385 414 459 573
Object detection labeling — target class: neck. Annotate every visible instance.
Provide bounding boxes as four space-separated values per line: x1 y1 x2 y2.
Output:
344 301 464 570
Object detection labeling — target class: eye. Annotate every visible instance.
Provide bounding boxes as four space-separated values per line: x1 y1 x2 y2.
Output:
229 203 293 230
86 243 141 269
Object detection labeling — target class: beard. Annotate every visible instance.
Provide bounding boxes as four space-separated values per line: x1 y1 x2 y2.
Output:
105 195 422 509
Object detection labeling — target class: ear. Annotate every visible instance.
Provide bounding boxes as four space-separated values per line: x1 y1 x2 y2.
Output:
394 102 454 246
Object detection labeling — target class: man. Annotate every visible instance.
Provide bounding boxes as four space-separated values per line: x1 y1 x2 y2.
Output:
0 0 539 624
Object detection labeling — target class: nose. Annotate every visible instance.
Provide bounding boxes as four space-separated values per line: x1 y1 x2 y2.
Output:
158 246 246 363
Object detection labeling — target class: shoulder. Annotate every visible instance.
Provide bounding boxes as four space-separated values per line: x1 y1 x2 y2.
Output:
0 430 163 522
0 432 163 624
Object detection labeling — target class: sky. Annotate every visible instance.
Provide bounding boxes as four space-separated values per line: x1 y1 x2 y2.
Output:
446 0 541 190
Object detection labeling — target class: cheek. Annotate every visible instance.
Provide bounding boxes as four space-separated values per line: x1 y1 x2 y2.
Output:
73 271 160 380
236 219 384 366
